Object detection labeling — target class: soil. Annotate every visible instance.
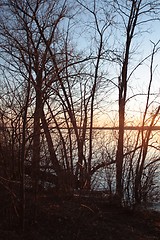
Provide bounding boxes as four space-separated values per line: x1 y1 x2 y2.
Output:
0 193 160 240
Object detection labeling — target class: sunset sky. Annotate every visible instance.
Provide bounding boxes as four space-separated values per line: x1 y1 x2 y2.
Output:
68 1 160 127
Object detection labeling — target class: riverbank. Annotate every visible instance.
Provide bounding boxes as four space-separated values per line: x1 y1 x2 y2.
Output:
1 194 160 240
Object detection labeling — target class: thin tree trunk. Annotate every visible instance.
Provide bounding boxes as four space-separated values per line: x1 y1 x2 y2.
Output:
32 83 42 222
115 0 141 205
20 80 30 231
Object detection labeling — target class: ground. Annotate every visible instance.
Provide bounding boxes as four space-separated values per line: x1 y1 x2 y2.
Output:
0 193 160 240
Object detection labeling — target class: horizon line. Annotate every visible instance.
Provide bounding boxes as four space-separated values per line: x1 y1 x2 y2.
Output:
50 125 160 131
1 125 160 131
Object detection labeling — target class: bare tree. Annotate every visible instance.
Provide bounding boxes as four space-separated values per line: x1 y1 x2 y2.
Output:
0 0 69 222
134 41 160 204
112 0 160 205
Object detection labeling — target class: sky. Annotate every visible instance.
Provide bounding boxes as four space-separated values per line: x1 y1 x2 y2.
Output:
1 0 160 128
70 1 160 127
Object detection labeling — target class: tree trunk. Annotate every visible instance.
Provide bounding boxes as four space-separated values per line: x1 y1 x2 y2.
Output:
32 83 42 222
115 97 125 203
